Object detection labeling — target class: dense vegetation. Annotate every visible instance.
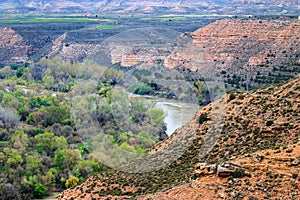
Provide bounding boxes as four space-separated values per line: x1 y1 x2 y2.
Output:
0 58 167 199
122 66 211 105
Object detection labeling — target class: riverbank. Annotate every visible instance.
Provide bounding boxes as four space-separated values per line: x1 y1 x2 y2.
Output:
129 93 199 136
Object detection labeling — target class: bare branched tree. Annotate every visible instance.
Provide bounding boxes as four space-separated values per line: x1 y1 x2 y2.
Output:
0 105 20 129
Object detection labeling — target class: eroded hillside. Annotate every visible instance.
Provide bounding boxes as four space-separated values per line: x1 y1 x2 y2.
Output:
55 77 300 200
85 18 300 90
165 18 300 89
0 27 31 64
141 144 300 199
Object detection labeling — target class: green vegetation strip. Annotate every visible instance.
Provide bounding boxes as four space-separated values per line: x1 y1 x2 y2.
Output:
0 5 13 10
0 17 111 23
96 25 119 30
159 17 187 22
141 17 187 22
0 141 9 146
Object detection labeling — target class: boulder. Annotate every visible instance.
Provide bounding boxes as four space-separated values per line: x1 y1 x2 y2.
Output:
217 166 234 177
194 162 245 178
291 158 300 166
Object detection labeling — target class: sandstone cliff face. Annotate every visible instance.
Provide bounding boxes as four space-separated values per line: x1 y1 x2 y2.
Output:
165 19 300 71
0 28 31 63
110 46 171 67
79 19 299 75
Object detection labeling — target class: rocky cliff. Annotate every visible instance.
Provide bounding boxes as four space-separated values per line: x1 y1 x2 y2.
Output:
107 18 300 89
165 18 300 72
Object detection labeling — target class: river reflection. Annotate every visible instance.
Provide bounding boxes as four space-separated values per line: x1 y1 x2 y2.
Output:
130 94 199 136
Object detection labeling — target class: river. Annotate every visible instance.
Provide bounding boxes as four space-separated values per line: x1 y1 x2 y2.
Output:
129 94 199 136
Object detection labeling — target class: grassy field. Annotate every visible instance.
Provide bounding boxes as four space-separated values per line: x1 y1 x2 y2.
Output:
141 17 188 22
0 5 13 10
0 17 111 24
96 25 119 30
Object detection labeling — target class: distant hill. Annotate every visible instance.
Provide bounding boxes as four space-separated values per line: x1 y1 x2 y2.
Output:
0 0 299 15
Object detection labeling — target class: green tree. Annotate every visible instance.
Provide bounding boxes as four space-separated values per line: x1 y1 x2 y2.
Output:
65 176 79 188
11 130 29 153
0 152 5 168
149 108 165 126
45 105 69 126
52 149 66 170
1 93 19 109
42 169 56 189
133 83 151 95
21 176 36 195
42 74 54 89
137 132 154 148
0 105 19 129
118 132 129 143
32 183 47 198
193 80 206 95
34 132 54 153
7 149 23 167
229 92 235 101
198 113 208 124
25 154 42 173
62 149 80 170
52 136 68 150
72 160 100 179
197 94 203 104
119 142 135 152
34 132 67 154
0 66 13 78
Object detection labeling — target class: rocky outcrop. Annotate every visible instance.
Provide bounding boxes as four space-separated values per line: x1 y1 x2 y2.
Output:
194 162 244 177
291 158 300 166
0 27 23 48
141 144 300 200
110 46 170 67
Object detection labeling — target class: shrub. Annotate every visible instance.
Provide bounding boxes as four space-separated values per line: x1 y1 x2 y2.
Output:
133 83 151 95
266 120 274 126
32 183 47 198
65 176 79 188
229 92 235 101
292 173 298 179
198 113 208 124
231 169 245 178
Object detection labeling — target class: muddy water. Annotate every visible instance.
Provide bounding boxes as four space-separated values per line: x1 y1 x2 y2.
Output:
130 94 199 136
155 101 199 135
